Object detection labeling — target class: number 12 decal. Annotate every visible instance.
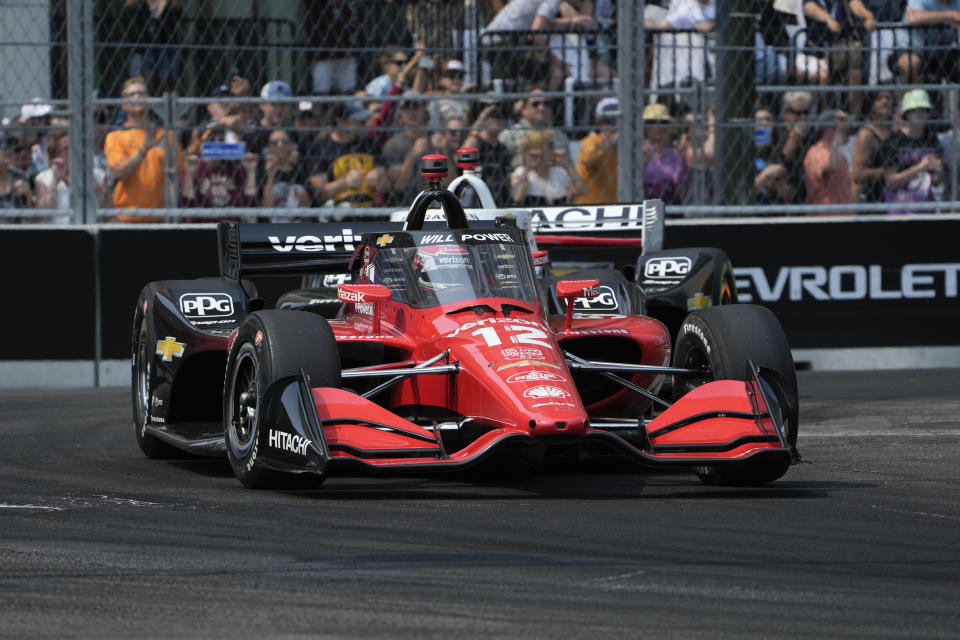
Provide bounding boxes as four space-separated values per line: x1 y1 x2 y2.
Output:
472 325 551 348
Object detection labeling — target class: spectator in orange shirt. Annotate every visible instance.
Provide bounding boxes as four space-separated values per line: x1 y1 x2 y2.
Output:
104 76 183 221
576 97 619 204
803 109 854 215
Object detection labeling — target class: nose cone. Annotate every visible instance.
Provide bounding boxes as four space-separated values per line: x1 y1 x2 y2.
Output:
439 321 588 435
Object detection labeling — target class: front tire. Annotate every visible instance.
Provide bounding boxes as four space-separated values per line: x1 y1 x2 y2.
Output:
223 311 340 488
132 303 181 459
672 304 798 485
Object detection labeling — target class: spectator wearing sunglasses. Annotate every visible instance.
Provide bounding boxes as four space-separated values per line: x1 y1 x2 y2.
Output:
498 87 571 169
426 59 471 130
773 90 817 204
258 127 310 214
104 75 184 220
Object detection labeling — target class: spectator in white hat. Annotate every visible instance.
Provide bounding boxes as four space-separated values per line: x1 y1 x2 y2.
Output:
576 97 619 203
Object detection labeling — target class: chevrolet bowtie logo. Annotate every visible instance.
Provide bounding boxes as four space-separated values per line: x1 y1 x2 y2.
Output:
687 293 711 311
156 337 185 362
375 234 394 247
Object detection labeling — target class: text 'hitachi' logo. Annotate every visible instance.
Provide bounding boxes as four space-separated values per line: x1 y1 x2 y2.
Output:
736 263 960 302
644 256 692 279
179 293 234 317
268 429 310 456
268 229 360 252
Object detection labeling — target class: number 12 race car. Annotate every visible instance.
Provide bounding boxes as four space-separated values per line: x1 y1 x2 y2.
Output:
132 157 801 489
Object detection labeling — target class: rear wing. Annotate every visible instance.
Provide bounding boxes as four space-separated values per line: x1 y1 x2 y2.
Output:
217 221 396 279
216 217 515 279
389 199 664 255
531 200 664 255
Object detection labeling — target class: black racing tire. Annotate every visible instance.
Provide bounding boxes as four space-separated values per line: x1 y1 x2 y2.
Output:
223 310 341 489
131 298 182 459
671 304 798 485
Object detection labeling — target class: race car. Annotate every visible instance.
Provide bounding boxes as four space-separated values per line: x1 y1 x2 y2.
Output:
132 155 801 488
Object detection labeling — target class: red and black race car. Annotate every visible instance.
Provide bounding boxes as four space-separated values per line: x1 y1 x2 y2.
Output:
132 159 800 488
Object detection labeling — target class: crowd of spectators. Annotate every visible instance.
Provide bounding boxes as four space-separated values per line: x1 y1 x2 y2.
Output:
5 0 960 220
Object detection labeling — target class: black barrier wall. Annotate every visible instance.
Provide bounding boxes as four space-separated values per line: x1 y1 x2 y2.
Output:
670 217 960 349
1 217 958 362
0 228 97 359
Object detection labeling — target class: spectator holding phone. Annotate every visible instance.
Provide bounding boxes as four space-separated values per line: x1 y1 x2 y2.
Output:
462 100 512 205
180 126 258 211
803 109 855 215
105 75 183 220
499 87 571 169
510 129 586 205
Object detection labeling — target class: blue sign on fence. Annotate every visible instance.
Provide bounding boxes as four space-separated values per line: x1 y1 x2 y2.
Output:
200 141 247 160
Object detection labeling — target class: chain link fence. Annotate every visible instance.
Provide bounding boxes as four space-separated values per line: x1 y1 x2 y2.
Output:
1 0 959 222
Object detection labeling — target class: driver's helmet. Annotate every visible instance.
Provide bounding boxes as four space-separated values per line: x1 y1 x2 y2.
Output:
412 245 473 291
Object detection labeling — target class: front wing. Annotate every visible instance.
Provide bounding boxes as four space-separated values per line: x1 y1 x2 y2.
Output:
252 365 792 477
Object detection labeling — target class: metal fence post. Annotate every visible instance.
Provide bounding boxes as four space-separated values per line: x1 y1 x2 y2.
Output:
163 90 179 214
618 0 643 203
716 0 756 207
67 0 97 224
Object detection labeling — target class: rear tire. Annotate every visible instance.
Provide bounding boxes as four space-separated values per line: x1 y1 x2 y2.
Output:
223 311 340 488
671 304 798 485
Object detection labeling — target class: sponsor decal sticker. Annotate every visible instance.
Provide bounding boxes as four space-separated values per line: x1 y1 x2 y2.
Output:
375 234 394 247
496 360 562 372
565 328 629 336
268 429 311 456
572 313 626 319
323 273 351 287
155 337 185 362
444 317 547 338
644 256 692 279
506 370 564 383
572 285 618 311
339 289 366 303
687 292 711 310
268 229 361 253
523 386 570 399
531 401 577 408
254 330 263 346
501 346 545 360
179 293 234 318
680 323 710 354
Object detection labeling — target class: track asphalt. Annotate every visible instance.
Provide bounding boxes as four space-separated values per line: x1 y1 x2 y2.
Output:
1 369 959 638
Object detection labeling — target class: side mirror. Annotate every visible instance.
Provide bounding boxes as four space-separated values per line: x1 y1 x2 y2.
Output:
556 279 600 331
337 284 391 304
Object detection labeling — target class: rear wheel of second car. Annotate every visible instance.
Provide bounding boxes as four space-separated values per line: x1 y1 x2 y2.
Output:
223 311 341 489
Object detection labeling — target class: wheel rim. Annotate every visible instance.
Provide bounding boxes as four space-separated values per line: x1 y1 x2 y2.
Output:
136 324 150 433
677 344 713 395
227 345 259 457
